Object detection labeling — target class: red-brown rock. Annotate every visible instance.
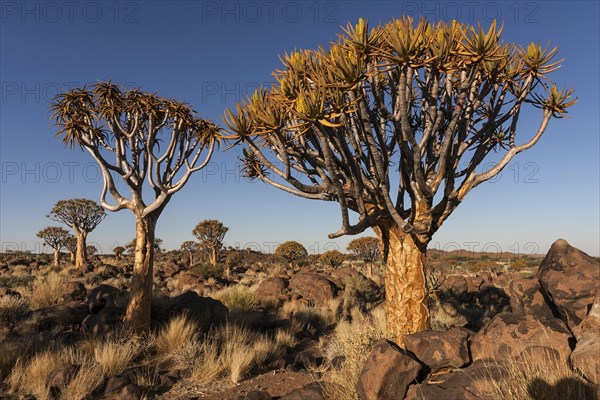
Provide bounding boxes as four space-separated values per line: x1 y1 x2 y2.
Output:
570 294 600 385
357 339 422 400
538 239 600 334
403 328 470 372
254 277 288 306
289 272 338 307
471 312 573 364
507 277 554 319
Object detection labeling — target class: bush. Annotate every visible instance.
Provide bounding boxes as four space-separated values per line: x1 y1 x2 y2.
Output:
319 250 346 268
0 275 35 288
190 263 224 279
275 241 308 268
214 286 256 313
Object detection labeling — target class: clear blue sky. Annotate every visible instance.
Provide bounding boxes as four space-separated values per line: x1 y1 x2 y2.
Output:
1 1 598 256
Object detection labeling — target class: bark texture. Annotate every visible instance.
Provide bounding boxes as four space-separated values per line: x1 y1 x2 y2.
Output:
376 224 430 342
124 216 156 333
75 231 87 270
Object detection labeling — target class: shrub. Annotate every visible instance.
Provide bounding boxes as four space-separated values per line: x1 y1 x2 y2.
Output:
26 272 68 309
319 250 346 268
190 262 224 279
0 295 29 324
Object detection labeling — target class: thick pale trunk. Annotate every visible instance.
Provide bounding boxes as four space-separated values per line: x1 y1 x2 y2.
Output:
210 246 218 267
53 249 60 266
375 224 430 343
75 231 87 271
189 252 193 267
70 252 75 264
124 216 156 333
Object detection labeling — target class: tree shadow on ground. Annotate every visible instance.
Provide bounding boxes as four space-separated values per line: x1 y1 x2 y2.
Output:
528 377 598 400
441 285 511 331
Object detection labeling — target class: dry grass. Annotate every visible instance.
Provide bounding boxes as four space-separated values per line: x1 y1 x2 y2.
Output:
154 314 198 358
7 353 56 399
60 361 104 400
213 286 256 312
0 294 29 324
25 272 68 309
484 353 598 400
94 337 139 376
322 307 387 400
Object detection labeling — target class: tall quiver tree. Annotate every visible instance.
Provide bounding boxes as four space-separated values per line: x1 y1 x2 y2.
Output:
64 235 78 264
224 18 576 341
193 220 228 267
50 82 220 333
37 227 71 266
48 199 106 270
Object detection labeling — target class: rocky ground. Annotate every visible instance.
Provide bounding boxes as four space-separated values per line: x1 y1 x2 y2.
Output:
0 239 598 399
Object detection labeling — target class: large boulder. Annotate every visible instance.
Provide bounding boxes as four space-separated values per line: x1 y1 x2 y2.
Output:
289 272 338 307
570 294 600 385
152 291 228 333
254 277 288 307
506 277 554 319
87 284 123 314
280 382 326 400
59 281 87 303
357 339 422 400
403 328 470 372
471 312 573 364
82 305 123 336
538 239 600 335
405 360 505 400
35 301 89 332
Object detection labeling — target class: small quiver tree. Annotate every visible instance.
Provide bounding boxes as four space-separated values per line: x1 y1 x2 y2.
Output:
37 227 71 267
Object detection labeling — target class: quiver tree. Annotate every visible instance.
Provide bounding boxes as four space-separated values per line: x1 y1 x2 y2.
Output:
51 82 220 333
64 235 78 264
224 18 575 340
319 249 346 268
180 240 198 266
48 198 106 270
192 220 228 267
347 237 381 277
113 246 126 259
37 226 71 266
275 241 308 269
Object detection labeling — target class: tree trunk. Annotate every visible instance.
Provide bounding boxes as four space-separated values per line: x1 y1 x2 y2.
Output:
53 249 60 267
375 224 430 343
124 215 157 333
75 231 87 271
70 252 75 264
189 252 193 267
210 246 218 267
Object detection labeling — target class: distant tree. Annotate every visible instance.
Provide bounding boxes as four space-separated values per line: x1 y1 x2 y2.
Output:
113 246 126 259
275 241 308 269
47 198 106 270
50 81 220 332
347 237 381 277
37 226 71 266
192 220 229 267
225 252 243 278
224 18 574 338
154 238 164 254
180 240 199 266
319 250 346 268
86 245 98 256
64 235 78 264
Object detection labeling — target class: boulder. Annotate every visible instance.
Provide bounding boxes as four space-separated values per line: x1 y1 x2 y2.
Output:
357 339 422 400
60 281 87 303
403 328 470 372
35 301 89 332
289 272 338 307
443 275 468 297
254 277 288 306
176 272 201 290
506 277 554 319
158 259 183 278
329 267 370 289
538 239 600 335
82 306 123 336
405 360 505 400
570 294 600 385
471 312 573 364
152 291 227 333
243 391 272 400
280 382 326 400
87 284 123 314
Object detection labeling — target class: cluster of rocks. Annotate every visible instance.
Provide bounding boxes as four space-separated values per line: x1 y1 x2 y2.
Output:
355 239 599 399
